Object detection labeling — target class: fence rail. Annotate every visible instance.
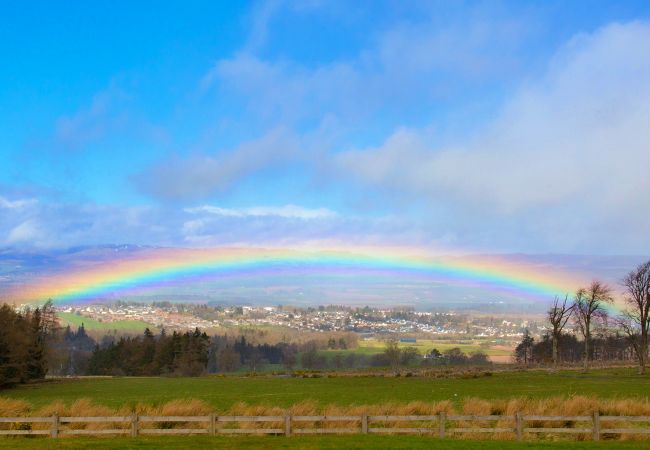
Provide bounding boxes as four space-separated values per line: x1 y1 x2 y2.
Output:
1 412 650 440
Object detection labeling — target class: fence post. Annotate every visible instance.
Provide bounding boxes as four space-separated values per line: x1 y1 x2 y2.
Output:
362 413 368 434
438 411 446 439
50 413 59 438
592 411 600 441
210 413 216 436
284 414 291 437
515 412 523 441
131 413 139 437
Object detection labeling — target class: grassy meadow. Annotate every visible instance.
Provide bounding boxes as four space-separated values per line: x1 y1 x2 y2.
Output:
3 368 648 410
311 337 515 366
57 312 151 333
354 337 513 357
2 368 650 446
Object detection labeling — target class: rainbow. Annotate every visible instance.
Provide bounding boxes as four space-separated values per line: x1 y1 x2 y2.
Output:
3 246 595 306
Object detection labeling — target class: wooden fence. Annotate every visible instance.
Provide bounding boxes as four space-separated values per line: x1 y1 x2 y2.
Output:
1 412 650 440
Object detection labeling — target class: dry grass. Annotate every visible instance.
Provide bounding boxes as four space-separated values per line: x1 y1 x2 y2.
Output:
1 396 650 440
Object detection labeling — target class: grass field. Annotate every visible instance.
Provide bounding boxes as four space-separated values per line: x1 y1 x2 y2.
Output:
0 435 649 450
57 312 151 332
316 337 515 365
356 338 514 356
3 368 649 410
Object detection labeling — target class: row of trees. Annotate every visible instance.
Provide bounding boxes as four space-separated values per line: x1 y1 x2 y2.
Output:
0 301 57 387
515 330 636 365
375 340 489 372
68 329 492 376
522 259 650 373
88 328 211 376
87 331 360 375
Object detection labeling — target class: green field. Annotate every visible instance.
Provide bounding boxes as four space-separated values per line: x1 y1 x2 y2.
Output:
316 338 514 366
57 312 151 332
4 368 649 410
0 435 648 450
356 338 513 356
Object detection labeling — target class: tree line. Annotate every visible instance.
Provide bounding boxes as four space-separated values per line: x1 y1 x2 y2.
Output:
516 259 650 373
0 301 57 387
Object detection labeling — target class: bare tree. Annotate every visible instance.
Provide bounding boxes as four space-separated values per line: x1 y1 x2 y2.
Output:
547 295 573 369
573 281 614 372
618 260 650 374
383 339 401 373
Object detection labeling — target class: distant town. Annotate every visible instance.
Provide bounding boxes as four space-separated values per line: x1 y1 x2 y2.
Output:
54 301 541 339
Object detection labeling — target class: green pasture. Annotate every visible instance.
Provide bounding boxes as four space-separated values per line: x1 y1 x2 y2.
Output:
3 368 649 410
356 338 514 356
57 312 151 333
0 435 648 450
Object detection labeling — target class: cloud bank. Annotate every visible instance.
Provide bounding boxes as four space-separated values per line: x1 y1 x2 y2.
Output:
334 21 650 252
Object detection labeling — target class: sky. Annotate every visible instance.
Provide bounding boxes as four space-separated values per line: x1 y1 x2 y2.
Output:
1 0 650 255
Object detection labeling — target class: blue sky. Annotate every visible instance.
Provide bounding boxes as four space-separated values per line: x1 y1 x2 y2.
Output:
1 1 650 253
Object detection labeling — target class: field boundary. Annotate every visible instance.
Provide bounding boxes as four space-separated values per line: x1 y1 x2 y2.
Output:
2 412 650 440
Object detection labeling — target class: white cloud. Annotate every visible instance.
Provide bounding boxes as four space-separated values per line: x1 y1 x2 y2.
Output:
45 81 169 154
0 196 36 209
134 128 301 201
336 21 650 252
0 196 426 251
185 204 336 220
54 84 130 150
202 5 531 126
7 220 43 244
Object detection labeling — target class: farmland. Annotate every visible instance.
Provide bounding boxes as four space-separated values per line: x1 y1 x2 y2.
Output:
3 368 649 410
57 312 151 333
315 338 514 365
354 337 513 357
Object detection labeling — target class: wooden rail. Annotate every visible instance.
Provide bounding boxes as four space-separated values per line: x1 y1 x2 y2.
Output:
1 412 650 440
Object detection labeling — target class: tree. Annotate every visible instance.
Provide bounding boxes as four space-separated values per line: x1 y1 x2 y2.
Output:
247 348 262 373
301 348 319 369
281 347 297 371
422 348 443 366
383 339 402 372
468 352 489 365
618 260 650 374
573 281 614 372
515 330 534 365
141 328 156 373
217 346 241 373
0 302 58 386
400 347 421 366
547 295 573 369
26 307 46 380
443 347 468 365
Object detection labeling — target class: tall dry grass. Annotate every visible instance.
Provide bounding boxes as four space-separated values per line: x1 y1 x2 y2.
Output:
1 396 650 440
